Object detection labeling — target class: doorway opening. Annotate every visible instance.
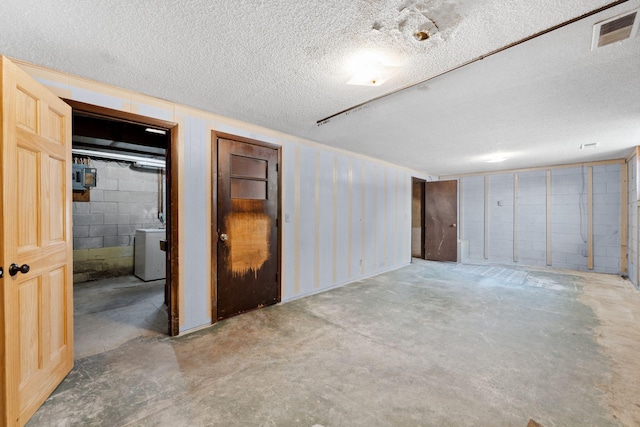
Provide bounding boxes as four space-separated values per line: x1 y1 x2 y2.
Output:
65 100 180 359
411 177 426 259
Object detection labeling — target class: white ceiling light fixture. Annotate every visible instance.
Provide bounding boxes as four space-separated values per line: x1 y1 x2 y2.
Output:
486 156 508 163
346 51 402 87
580 143 599 149
145 127 167 135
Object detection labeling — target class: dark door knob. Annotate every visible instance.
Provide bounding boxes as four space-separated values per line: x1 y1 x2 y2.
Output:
9 263 30 277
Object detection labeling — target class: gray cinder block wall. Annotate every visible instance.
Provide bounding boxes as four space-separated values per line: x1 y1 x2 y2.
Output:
72 159 165 282
460 163 622 275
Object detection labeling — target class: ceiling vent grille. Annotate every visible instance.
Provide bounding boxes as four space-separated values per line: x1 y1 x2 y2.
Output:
592 9 639 49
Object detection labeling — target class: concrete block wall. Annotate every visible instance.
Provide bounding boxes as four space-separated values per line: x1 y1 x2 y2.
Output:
593 165 621 275
550 167 588 271
517 171 547 266
72 159 165 250
488 174 514 263
461 176 485 259
459 163 623 275
72 159 165 281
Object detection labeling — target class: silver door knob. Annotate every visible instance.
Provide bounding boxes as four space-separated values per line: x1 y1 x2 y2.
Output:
220 233 228 242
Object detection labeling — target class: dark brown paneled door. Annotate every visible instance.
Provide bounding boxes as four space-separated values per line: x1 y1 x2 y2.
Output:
217 138 279 320
425 180 458 262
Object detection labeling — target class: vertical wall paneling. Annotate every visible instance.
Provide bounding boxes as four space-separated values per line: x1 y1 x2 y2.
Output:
373 165 379 270
628 157 637 285
484 176 489 259
336 156 350 284
401 172 408 263
332 156 338 284
293 146 301 294
512 174 519 262
621 162 628 274
361 164 367 275
282 142 296 299
29 63 416 333
348 160 353 278
205 127 212 318
318 151 334 291
176 114 186 328
637 147 640 201
383 168 388 267
314 151 321 289
587 167 594 270
350 160 363 277
459 178 464 240
297 145 316 296
546 170 552 266
394 170 399 265
181 117 210 329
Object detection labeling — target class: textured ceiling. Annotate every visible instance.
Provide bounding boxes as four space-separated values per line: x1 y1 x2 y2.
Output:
1 0 638 175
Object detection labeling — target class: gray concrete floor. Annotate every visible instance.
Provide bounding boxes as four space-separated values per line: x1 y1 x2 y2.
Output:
28 260 640 426
73 275 167 359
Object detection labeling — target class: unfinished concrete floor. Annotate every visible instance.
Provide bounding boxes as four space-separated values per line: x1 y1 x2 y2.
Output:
73 275 167 359
28 260 640 426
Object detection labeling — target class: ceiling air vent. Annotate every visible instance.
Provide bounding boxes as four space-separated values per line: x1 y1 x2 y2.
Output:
592 9 639 50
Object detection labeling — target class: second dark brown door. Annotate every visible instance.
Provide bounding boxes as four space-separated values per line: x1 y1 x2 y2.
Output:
217 138 279 320
425 180 458 262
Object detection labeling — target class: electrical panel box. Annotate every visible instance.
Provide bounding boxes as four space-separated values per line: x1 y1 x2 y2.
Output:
72 164 97 190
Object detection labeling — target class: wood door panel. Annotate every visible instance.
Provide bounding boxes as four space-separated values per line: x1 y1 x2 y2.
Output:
47 157 65 242
17 148 39 250
15 86 38 132
43 106 65 145
18 277 41 384
1 56 73 426
217 138 279 320
49 267 67 355
425 180 458 262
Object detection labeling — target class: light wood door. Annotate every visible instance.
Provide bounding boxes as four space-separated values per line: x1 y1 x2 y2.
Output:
425 180 458 262
0 56 73 425
217 138 279 320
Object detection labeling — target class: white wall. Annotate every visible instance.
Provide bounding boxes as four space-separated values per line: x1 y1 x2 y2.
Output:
21 62 415 333
460 164 623 275
629 155 638 286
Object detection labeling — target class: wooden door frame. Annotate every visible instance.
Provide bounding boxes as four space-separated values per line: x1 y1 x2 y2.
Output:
210 131 282 322
63 100 181 336
412 177 426 260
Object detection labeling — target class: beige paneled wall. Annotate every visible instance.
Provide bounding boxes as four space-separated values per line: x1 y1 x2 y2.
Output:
17 59 422 333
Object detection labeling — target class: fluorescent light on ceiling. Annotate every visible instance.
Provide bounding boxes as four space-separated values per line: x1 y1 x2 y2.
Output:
145 128 166 135
580 143 599 149
72 148 165 167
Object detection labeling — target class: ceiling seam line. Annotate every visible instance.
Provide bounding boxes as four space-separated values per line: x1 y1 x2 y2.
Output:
316 0 630 125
